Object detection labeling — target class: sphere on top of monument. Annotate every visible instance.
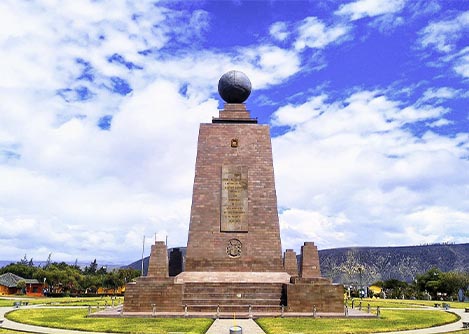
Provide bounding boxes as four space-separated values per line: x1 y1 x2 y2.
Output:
218 70 252 103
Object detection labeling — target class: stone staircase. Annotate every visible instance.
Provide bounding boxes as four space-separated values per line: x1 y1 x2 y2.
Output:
181 282 284 313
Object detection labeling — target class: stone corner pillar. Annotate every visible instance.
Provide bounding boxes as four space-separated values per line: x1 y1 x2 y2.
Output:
300 242 321 278
147 241 169 279
283 249 298 277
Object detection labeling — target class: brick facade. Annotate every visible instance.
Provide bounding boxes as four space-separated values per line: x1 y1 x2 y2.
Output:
283 249 299 277
185 104 283 272
286 278 344 313
300 242 321 278
147 241 169 279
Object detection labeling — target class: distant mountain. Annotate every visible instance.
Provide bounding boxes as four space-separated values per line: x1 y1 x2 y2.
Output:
319 243 469 284
125 243 469 284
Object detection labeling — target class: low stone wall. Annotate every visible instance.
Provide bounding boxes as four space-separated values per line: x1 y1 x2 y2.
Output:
286 279 344 313
123 277 183 312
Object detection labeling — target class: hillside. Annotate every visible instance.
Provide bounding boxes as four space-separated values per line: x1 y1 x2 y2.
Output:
126 243 469 284
319 243 469 284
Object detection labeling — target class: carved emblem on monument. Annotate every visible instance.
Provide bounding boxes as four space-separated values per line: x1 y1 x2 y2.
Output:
226 238 242 258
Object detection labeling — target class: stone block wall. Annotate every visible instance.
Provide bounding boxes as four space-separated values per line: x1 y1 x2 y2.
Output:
300 242 321 278
185 114 283 272
123 278 183 312
286 280 344 313
147 241 169 279
283 249 298 277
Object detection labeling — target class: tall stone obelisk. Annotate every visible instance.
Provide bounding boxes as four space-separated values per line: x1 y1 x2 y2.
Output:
123 71 344 315
184 70 284 272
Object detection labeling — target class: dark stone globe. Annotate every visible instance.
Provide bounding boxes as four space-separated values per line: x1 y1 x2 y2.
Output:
218 70 252 103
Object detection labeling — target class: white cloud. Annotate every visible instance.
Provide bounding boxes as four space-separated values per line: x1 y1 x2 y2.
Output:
420 87 461 102
418 11 469 79
294 17 349 50
426 118 452 128
453 47 469 78
335 0 406 21
0 1 305 263
272 90 469 250
269 21 290 42
369 14 405 33
419 11 469 53
279 209 349 251
0 0 467 265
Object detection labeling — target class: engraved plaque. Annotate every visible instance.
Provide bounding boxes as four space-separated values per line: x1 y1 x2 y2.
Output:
221 165 248 232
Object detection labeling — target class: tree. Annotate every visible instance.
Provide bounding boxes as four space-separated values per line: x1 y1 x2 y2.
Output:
19 254 28 265
84 259 98 275
45 253 52 268
383 279 408 299
416 267 443 299
439 271 469 298
16 280 26 294
0 263 36 278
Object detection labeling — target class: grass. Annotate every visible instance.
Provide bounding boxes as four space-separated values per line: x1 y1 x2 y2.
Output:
5 308 213 334
0 296 122 307
348 298 469 309
2 297 467 334
256 309 459 334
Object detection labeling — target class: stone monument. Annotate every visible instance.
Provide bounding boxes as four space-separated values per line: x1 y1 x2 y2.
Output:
123 70 344 315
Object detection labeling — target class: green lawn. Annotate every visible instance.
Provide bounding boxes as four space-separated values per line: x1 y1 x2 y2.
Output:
2 297 468 334
0 296 122 307
256 309 459 334
348 298 469 309
6 308 213 334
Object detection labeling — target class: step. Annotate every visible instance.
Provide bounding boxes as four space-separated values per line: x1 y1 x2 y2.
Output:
182 298 281 306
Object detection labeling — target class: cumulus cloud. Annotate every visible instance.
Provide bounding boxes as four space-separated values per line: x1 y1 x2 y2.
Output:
0 0 467 264
335 0 406 21
0 1 303 263
294 17 349 50
272 90 469 251
269 21 290 42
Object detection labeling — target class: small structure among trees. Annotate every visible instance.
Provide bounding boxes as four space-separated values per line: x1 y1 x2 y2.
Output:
0 272 43 296
0 257 140 296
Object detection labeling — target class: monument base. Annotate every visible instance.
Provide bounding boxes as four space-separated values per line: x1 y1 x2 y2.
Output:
286 277 344 313
124 271 343 314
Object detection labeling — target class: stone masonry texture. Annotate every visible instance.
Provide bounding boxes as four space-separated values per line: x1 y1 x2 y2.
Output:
147 241 169 279
283 249 299 277
185 105 283 272
123 103 344 314
300 242 321 278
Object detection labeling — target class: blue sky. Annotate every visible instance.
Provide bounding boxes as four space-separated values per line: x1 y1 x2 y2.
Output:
0 0 468 264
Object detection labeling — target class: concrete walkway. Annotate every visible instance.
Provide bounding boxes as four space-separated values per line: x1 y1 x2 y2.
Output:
206 319 265 334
